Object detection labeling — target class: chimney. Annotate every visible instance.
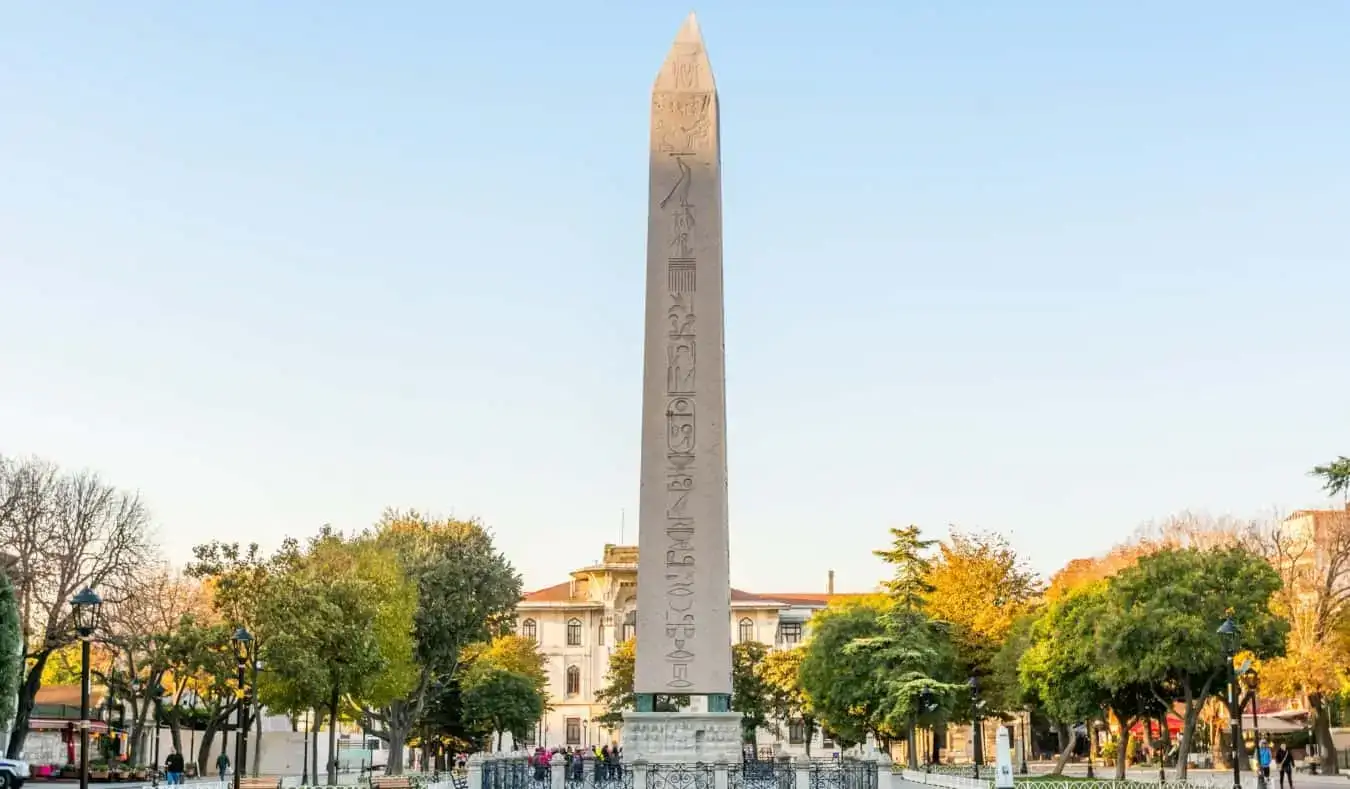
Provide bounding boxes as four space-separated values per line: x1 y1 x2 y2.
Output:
828 570 835 595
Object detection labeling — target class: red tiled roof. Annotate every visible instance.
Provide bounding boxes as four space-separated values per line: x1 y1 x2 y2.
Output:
522 582 576 602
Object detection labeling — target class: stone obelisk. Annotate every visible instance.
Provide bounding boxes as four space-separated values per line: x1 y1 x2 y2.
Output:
624 14 742 764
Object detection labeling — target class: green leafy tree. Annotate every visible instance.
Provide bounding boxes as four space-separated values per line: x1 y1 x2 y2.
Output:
1019 587 1109 775
760 648 816 756
874 526 935 610
260 530 417 785
460 667 545 752
800 598 957 752
0 568 21 733
732 641 772 743
371 511 522 774
1310 456 1350 504
1097 546 1288 779
460 635 548 695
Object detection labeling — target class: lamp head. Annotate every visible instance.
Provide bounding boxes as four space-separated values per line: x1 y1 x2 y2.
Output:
71 587 103 638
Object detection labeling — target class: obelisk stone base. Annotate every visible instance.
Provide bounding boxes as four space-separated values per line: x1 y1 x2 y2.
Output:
621 711 743 763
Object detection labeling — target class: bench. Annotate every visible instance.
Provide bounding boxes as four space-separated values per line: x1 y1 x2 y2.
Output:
451 775 468 789
238 778 282 789
371 777 416 789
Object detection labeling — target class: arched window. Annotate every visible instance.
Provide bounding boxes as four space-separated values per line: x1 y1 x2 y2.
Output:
566 665 581 696
521 619 537 642
738 617 755 644
567 618 583 646
622 610 637 642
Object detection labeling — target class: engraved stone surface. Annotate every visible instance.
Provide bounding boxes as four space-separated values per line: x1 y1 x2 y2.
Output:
633 11 733 700
621 712 743 764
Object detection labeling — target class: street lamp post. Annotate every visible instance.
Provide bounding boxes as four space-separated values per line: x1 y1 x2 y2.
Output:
1218 617 1243 789
231 628 253 789
968 678 983 780
72 588 103 789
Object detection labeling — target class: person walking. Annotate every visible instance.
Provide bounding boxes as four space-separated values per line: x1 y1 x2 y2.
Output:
1275 744 1294 789
1259 740 1273 782
217 750 231 782
164 750 185 786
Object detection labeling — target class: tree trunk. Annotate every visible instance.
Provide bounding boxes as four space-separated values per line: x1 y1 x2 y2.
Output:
197 726 219 776
1310 693 1339 775
907 723 919 769
383 702 413 776
1175 694 1203 779
1115 720 1132 781
1051 724 1075 776
327 688 340 786
5 650 51 759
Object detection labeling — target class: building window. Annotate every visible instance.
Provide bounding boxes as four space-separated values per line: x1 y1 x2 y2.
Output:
566 665 581 697
566 717 582 745
521 619 537 642
779 622 802 646
598 624 605 646
738 617 755 644
567 618 583 646
622 622 636 642
822 730 836 749
788 720 805 745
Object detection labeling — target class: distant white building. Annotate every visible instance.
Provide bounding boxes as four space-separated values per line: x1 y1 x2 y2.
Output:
515 544 866 757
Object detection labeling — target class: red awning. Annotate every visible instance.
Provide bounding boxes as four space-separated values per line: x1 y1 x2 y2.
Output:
1130 715 1184 737
27 718 110 733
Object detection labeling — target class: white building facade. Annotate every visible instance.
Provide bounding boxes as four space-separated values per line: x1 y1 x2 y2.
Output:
515 544 862 758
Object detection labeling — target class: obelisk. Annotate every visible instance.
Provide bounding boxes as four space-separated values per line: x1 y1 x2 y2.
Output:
625 14 741 764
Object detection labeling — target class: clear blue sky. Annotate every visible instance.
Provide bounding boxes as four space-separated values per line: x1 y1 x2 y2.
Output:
3 2 1347 594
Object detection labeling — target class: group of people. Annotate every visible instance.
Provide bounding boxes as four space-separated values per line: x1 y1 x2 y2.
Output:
529 745 624 782
1257 740 1297 789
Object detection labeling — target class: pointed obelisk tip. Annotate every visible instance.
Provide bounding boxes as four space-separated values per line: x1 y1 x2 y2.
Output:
675 11 703 43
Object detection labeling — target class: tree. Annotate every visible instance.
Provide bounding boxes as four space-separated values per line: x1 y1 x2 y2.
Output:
1255 509 1350 774
0 457 153 758
593 639 687 729
731 641 772 743
874 526 935 610
0 568 21 738
1096 546 1288 779
185 542 279 776
760 647 816 756
800 598 957 752
460 667 545 752
460 635 547 695
1311 456 1350 504
260 530 417 785
366 510 522 774
923 531 1041 713
1020 586 1110 775
97 569 208 766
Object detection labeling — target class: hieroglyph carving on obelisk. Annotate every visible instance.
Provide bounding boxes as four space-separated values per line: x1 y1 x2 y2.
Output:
634 12 732 700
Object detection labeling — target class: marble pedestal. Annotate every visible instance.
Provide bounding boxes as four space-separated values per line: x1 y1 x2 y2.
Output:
621 711 743 763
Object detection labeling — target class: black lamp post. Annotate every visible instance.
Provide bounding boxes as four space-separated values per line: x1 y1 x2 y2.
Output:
72 588 103 789
231 628 253 789
1218 617 1243 789
1246 669 1266 789
968 677 983 779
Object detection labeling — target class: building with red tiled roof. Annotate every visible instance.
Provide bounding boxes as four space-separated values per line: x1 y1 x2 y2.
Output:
515 545 872 756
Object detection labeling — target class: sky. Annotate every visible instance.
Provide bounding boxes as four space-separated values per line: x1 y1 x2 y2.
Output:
2 2 1347 596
